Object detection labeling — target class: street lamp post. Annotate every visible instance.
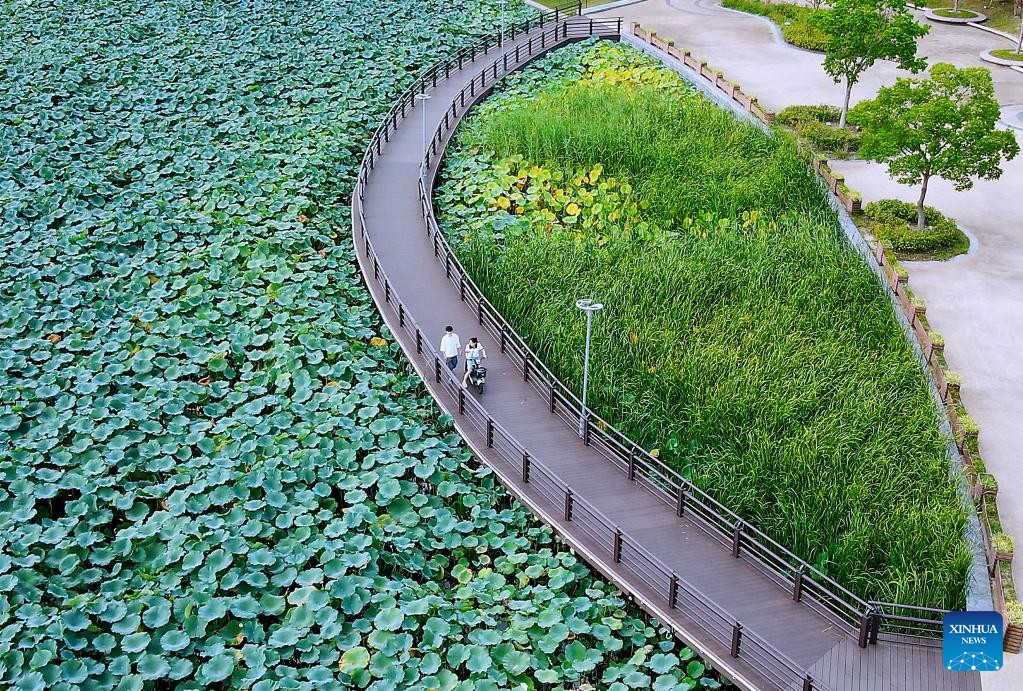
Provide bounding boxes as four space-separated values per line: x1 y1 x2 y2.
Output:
414 93 432 164
499 0 507 72
575 298 604 439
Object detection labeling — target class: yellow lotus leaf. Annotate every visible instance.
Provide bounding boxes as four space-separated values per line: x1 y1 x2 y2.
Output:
650 448 660 458
565 202 580 216
514 205 524 215
495 196 511 210
589 163 603 182
369 337 388 347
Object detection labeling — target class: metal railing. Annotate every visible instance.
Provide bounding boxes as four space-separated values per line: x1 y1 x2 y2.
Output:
352 11 951 690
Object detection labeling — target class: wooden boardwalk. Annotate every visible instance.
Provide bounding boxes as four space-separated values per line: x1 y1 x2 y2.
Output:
351 13 982 691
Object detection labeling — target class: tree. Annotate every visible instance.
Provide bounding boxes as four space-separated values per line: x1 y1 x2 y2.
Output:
849 63 1019 229
817 0 929 127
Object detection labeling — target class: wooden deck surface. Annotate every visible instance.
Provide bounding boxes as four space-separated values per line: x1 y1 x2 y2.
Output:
352 17 981 691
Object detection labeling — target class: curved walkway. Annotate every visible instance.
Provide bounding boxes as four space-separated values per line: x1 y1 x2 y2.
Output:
352 13 979 691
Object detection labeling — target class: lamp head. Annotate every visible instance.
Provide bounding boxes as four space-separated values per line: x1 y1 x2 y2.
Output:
576 298 604 312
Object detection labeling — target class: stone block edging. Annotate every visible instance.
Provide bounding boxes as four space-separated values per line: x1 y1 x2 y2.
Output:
629 21 998 615
980 49 1023 68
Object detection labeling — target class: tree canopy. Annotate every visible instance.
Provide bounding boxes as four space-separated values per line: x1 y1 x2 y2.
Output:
850 62 1019 229
817 0 928 126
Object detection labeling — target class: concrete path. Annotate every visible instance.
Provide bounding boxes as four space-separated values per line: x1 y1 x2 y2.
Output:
593 1 1023 686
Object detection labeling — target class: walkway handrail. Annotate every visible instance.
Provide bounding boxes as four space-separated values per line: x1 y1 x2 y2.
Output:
407 18 948 642
352 15 948 689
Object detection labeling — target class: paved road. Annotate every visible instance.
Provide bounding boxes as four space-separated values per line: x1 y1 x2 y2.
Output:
593 1 1023 686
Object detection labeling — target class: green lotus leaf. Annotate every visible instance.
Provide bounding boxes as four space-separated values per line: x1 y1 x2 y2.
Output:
268 626 302 648
374 607 404 632
121 632 151 654
160 630 190 652
339 646 370 675
114 674 144 691
199 654 235 683
648 653 678 675
229 595 261 619
137 654 171 680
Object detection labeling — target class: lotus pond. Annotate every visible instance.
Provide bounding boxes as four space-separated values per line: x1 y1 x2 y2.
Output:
435 39 970 610
0 1 728 689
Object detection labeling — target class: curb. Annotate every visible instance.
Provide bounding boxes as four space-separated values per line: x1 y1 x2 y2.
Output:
981 49 1023 68
924 7 987 24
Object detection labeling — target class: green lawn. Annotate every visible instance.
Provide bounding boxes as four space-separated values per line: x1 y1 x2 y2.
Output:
924 0 1022 35
437 39 970 610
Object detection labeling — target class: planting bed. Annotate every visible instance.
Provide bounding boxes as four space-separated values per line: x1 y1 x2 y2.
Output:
720 0 830 51
436 40 971 610
0 1 728 689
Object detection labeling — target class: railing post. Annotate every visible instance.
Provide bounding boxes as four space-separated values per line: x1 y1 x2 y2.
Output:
730 622 742 658
564 487 573 521
582 415 590 446
384 279 390 304
444 254 451 279
415 328 422 354
869 611 881 645
613 527 622 563
523 352 531 381
676 485 685 517
522 452 531 483
627 448 636 480
549 385 556 413
500 327 507 353
857 611 871 648
668 572 678 608
459 275 465 301
486 418 494 448
434 357 441 383
477 299 483 325
803 675 813 691
731 524 742 558
792 565 804 602
458 387 465 415
398 303 405 329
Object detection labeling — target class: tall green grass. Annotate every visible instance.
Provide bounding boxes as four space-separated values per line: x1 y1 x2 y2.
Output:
437 42 970 609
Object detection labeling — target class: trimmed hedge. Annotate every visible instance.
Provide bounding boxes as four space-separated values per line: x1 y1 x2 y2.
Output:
866 199 970 257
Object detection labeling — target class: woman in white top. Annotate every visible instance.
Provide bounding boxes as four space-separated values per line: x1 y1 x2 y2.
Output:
461 337 486 387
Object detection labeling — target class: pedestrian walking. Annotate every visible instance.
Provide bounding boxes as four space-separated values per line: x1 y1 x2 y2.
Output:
440 325 461 371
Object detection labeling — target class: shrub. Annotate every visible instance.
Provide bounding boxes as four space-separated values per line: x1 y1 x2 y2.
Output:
781 22 830 52
778 105 860 155
1007 599 1023 625
796 119 861 154
722 0 831 51
865 199 969 257
777 104 843 125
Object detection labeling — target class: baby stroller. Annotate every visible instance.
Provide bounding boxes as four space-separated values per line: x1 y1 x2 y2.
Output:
467 363 487 395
